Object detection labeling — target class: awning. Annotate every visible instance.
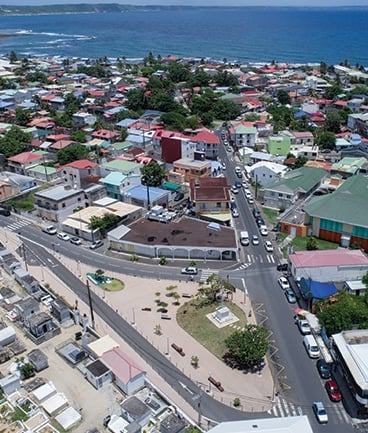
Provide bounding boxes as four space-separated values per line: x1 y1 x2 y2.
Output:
161 182 181 192
201 212 231 222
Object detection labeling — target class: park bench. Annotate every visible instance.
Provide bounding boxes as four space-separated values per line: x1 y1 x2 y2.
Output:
171 343 185 356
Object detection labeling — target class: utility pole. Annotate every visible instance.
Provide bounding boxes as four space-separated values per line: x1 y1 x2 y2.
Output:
86 279 95 329
21 243 28 272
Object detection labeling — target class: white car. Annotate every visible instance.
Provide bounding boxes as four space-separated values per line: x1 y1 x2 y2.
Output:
235 166 242 173
264 241 273 252
313 401 328 424
247 196 254 204
297 319 311 335
259 225 268 236
278 276 290 290
245 190 252 199
181 266 198 275
231 186 239 194
231 208 239 218
57 232 70 241
252 235 259 245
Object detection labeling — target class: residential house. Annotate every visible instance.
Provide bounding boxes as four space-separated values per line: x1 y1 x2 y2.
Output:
248 161 289 187
27 165 59 183
84 183 107 205
34 184 86 222
347 113 368 138
73 111 96 127
289 249 368 283
85 359 112 390
171 158 211 183
267 134 291 156
100 159 142 178
7 151 44 175
102 348 146 395
303 174 368 251
0 171 37 193
231 123 257 149
123 184 169 209
99 172 141 201
330 157 367 179
190 129 220 160
160 413 186 433
92 128 120 143
0 179 12 200
60 159 99 188
261 166 327 209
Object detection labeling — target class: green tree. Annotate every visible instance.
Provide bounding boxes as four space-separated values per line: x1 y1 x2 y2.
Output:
0 125 31 158
277 89 291 105
141 161 166 187
225 324 269 368
325 111 342 133
167 61 190 82
57 144 89 165
15 108 32 126
191 355 199 368
294 155 308 168
70 130 87 143
316 131 336 150
306 237 318 251
323 84 343 100
213 99 241 121
197 274 235 303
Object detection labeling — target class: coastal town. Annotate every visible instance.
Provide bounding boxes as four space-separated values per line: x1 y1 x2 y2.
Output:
0 51 368 433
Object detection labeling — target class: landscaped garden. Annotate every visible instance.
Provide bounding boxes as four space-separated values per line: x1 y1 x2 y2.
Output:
87 269 124 292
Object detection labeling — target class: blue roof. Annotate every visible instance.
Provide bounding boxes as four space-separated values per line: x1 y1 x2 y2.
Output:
300 278 337 300
116 118 137 127
126 184 168 201
294 110 312 119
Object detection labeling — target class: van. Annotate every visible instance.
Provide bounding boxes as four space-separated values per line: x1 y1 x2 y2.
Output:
303 334 320 358
240 231 249 246
42 225 57 235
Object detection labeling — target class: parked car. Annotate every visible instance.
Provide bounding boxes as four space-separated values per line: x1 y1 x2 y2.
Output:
221 163 226 170
70 236 82 245
264 241 273 252
231 186 239 194
234 181 242 189
297 319 311 335
0 207 10 216
317 359 331 379
174 192 184 201
181 266 198 275
90 239 103 250
256 217 265 227
285 289 297 303
313 401 328 423
325 379 342 402
42 225 57 235
236 171 243 179
231 208 239 218
235 166 242 174
252 235 259 245
57 232 70 241
278 276 290 290
259 225 268 236
247 196 254 204
277 263 288 272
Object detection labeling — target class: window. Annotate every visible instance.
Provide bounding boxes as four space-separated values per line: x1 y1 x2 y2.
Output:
62 203 65 208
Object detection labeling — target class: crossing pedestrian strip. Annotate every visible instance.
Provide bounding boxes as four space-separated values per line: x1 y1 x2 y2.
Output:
200 269 219 282
6 219 32 232
236 254 275 270
270 396 351 424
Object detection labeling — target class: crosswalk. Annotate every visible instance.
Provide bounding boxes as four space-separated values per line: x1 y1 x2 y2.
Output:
236 254 275 270
200 269 219 282
5 219 32 232
270 396 351 424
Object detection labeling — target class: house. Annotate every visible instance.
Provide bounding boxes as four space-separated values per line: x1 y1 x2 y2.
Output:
261 166 327 209
231 124 257 149
0 178 13 200
172 158 211 183
0 171 37 194
190 129 220 160
7 151 44 175
332 330 368 418
330 157 367 179
60 159 99 188
27 164 59 183
100 159 142 178
189 177 231 224
28 348 49 372
303 174 368 251
289 249 368 283
73 111 96 127
101 347 146 395
92 128 120 143
122 184 169 210
248 161 288 187
120 396 151 427
159 132 194 164
99 172 141 201
34 184 86 222
85 359 112 389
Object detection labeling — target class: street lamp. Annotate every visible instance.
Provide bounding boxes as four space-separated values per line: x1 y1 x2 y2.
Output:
141 175 151 211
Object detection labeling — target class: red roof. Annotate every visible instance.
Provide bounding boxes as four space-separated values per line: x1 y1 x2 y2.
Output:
92 129 119 139
334 100 348 107
101 348 143 383
8 151 43 164
290 249 368 269
191 129 219 144
64 159 98 170
50 140 74 150
47 134 70 142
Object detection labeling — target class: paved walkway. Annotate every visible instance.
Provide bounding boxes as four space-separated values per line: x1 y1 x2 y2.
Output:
3 231 274 423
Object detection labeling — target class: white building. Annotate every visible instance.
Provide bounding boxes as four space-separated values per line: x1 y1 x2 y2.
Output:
249 161 288 187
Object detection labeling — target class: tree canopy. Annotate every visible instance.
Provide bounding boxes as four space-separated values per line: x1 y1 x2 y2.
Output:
225 324 269 368
0 125 31 158
140 161 166 187
57 144 89 165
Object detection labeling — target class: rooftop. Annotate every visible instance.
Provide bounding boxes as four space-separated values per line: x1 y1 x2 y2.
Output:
289 249 368 269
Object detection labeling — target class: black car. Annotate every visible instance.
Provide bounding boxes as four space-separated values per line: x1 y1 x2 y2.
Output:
317 359 331 379
256 217 265 227
253 208 261 218
277 263 288 272
234 181 242 189
174 192 184 201
0 207 10 216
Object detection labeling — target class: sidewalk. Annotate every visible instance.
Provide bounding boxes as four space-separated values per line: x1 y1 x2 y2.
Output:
3 231 274 419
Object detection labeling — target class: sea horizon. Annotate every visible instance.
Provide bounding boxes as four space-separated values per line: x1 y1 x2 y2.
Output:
0 7 367 66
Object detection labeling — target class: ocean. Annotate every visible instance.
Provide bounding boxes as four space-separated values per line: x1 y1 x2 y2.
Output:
1 7 368 66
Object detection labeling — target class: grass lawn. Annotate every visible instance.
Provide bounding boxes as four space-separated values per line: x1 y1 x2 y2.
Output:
102 278 124 292
177 299 247 360
262 207 279 226
291 236 339 251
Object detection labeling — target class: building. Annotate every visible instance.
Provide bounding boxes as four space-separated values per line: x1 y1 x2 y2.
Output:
172 158 211 183
120 396 151 427
60 159 99 188
332 329 368 418
28 348 49 372
85 359 112 390
7 151 44 175
289 249 368 283
248 161 288 187
303 175 368 251
34 184 86 222
189 177 231 224
267 134 291 156
99 172 141 201
261 166 327 209
160 413 186 433
208 416 314 433
232 124 257 149
330 157 367 179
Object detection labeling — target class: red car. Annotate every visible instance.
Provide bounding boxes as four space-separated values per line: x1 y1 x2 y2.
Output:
325 379 342 402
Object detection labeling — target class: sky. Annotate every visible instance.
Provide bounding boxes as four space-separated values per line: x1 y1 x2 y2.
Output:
4 0 368 6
